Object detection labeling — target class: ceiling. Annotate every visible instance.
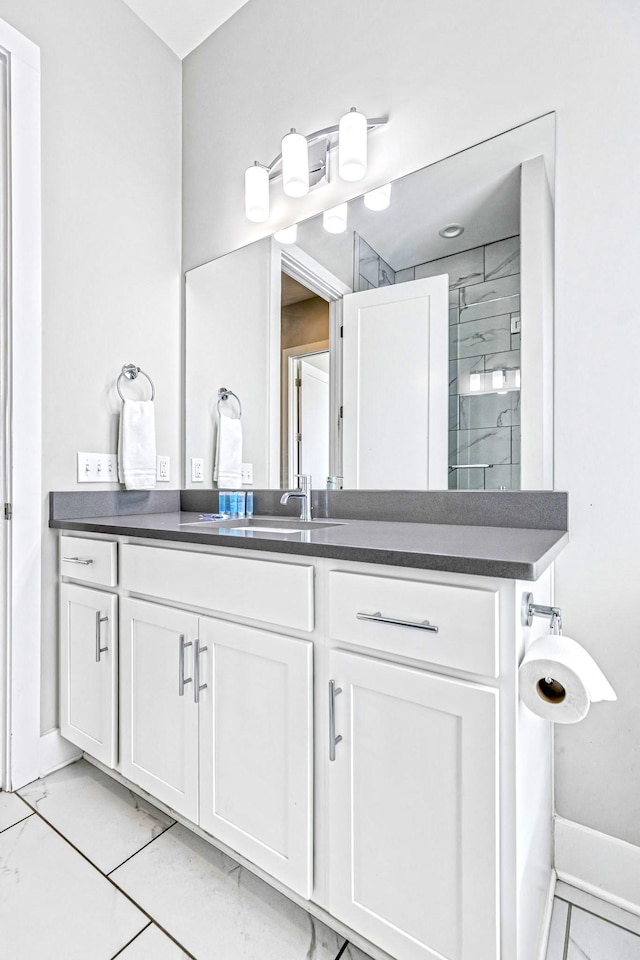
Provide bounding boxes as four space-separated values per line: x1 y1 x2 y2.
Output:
121 0 250 58
296 114 555 274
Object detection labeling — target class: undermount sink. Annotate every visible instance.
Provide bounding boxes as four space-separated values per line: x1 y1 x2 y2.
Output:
180 516 344 534
224 518 342 534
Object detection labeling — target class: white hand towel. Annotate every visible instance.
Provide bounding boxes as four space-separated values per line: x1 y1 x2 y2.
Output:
118 399 157 490
214 415 242 487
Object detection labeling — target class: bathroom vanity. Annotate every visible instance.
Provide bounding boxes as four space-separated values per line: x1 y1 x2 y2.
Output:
51 490 567 960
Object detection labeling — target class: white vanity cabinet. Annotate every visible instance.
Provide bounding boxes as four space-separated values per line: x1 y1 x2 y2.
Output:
327 650 499 960
56 532 553 960
60 582 118 768
120 598 200 821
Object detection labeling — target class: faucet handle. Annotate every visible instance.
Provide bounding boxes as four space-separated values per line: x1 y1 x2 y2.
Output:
295 474 312 492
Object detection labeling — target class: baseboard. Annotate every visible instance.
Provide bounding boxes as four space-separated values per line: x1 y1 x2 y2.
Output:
555 816 640 917
38 729 81 780
536 871 557 960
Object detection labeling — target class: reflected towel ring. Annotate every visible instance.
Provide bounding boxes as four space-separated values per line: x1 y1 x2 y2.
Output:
117 363 155 401
217 387 242 418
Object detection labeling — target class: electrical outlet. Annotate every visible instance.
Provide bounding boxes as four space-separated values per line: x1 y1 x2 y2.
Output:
156 456 170 482
78 452 118 483
241 462 253 484
191 457 204 482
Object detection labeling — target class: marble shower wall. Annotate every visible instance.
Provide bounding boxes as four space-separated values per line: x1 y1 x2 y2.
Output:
355 234 396 289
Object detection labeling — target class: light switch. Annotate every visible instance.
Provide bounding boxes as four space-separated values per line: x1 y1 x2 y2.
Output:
191 458 204 482
77 452 118 483
241 462 253 484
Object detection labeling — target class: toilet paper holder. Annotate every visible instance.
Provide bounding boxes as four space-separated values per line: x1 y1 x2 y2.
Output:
521 592 563 635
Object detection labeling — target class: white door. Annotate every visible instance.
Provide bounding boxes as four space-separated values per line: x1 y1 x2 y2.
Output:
298 355 330 488
60 584 118 768
198 617 313 897
328 649 499 960
120 598 200 821
342 276 449 489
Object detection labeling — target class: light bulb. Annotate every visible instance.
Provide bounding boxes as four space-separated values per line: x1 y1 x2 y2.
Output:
244 163 269 223
282 129 309 198
338 108 367 182
323 203 348 234
364 183 391 211
274 224 298 244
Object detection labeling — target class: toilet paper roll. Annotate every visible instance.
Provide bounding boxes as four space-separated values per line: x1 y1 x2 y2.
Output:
519 634 616 724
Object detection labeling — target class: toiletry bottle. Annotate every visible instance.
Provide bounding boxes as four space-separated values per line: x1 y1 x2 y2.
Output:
246 491 254 518
237 490 246 518
229 490 239 519
218 491 228 517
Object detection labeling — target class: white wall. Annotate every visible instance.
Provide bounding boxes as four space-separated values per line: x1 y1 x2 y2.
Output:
182 0 640 848
0 0 182 732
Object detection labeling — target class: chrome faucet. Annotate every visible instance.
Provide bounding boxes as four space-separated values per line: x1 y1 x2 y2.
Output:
280 474 313 521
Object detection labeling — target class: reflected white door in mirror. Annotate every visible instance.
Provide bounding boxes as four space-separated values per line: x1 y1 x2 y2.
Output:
185 113 555 492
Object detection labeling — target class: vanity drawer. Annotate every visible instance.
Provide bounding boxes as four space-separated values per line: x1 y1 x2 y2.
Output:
120 544 314 632
329 571 498 676
60 535 118 587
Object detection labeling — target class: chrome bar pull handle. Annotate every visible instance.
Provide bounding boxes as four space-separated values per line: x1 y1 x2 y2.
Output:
329 680 343 762
95 612 108 662
193 640 208 704
356 611 439 633
63 556 94 565
178 634 192 696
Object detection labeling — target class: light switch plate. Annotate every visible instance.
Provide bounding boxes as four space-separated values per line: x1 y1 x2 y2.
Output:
77 452 118 483
156 456 170 482
191 457 204 482
241 462 253 484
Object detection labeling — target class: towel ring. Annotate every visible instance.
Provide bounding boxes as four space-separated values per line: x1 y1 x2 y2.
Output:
217 387 242 418
117 363 155 401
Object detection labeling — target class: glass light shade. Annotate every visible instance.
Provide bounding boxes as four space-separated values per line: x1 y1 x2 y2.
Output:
282 130 309 198
469 372 482 392
364 183 391 211
492 369 506 390
323 203 348 234
339 108 367 181
274 224 298 244
244 164 269 222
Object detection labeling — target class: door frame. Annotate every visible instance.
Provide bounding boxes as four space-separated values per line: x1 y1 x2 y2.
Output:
269 240 351 487
0 19 43 791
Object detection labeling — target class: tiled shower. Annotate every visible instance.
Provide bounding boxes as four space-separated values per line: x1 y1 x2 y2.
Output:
355 234 521 490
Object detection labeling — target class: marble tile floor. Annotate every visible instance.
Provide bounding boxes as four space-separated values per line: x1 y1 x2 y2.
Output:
546 882 640 959
3 761 639 959
0 760 372 960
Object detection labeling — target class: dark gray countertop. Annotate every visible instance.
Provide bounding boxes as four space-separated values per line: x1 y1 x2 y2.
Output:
50 510 568 580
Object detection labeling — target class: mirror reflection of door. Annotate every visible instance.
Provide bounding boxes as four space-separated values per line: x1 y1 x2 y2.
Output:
280 273 330 487
291 354 330 488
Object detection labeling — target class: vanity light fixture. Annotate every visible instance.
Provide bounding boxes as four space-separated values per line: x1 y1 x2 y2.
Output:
274 224 298 244
492 369 506 390
338 107 368 181
244 162 270 223
323 203 348 234
469 372 482 392
439 223 465 239
282 129 309 198
243 109 387 222
364 183 392 211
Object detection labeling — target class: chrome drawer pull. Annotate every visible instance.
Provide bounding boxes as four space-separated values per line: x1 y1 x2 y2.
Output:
178 634 192 696
329 680 343 762
356 611 439 633
62 557 94 565
95 612 108 662
193 640 208 704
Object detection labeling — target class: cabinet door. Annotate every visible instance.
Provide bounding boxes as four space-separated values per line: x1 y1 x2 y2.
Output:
60 583 118 767
328 650 499 960
199 618 313 897
120 598 199 821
